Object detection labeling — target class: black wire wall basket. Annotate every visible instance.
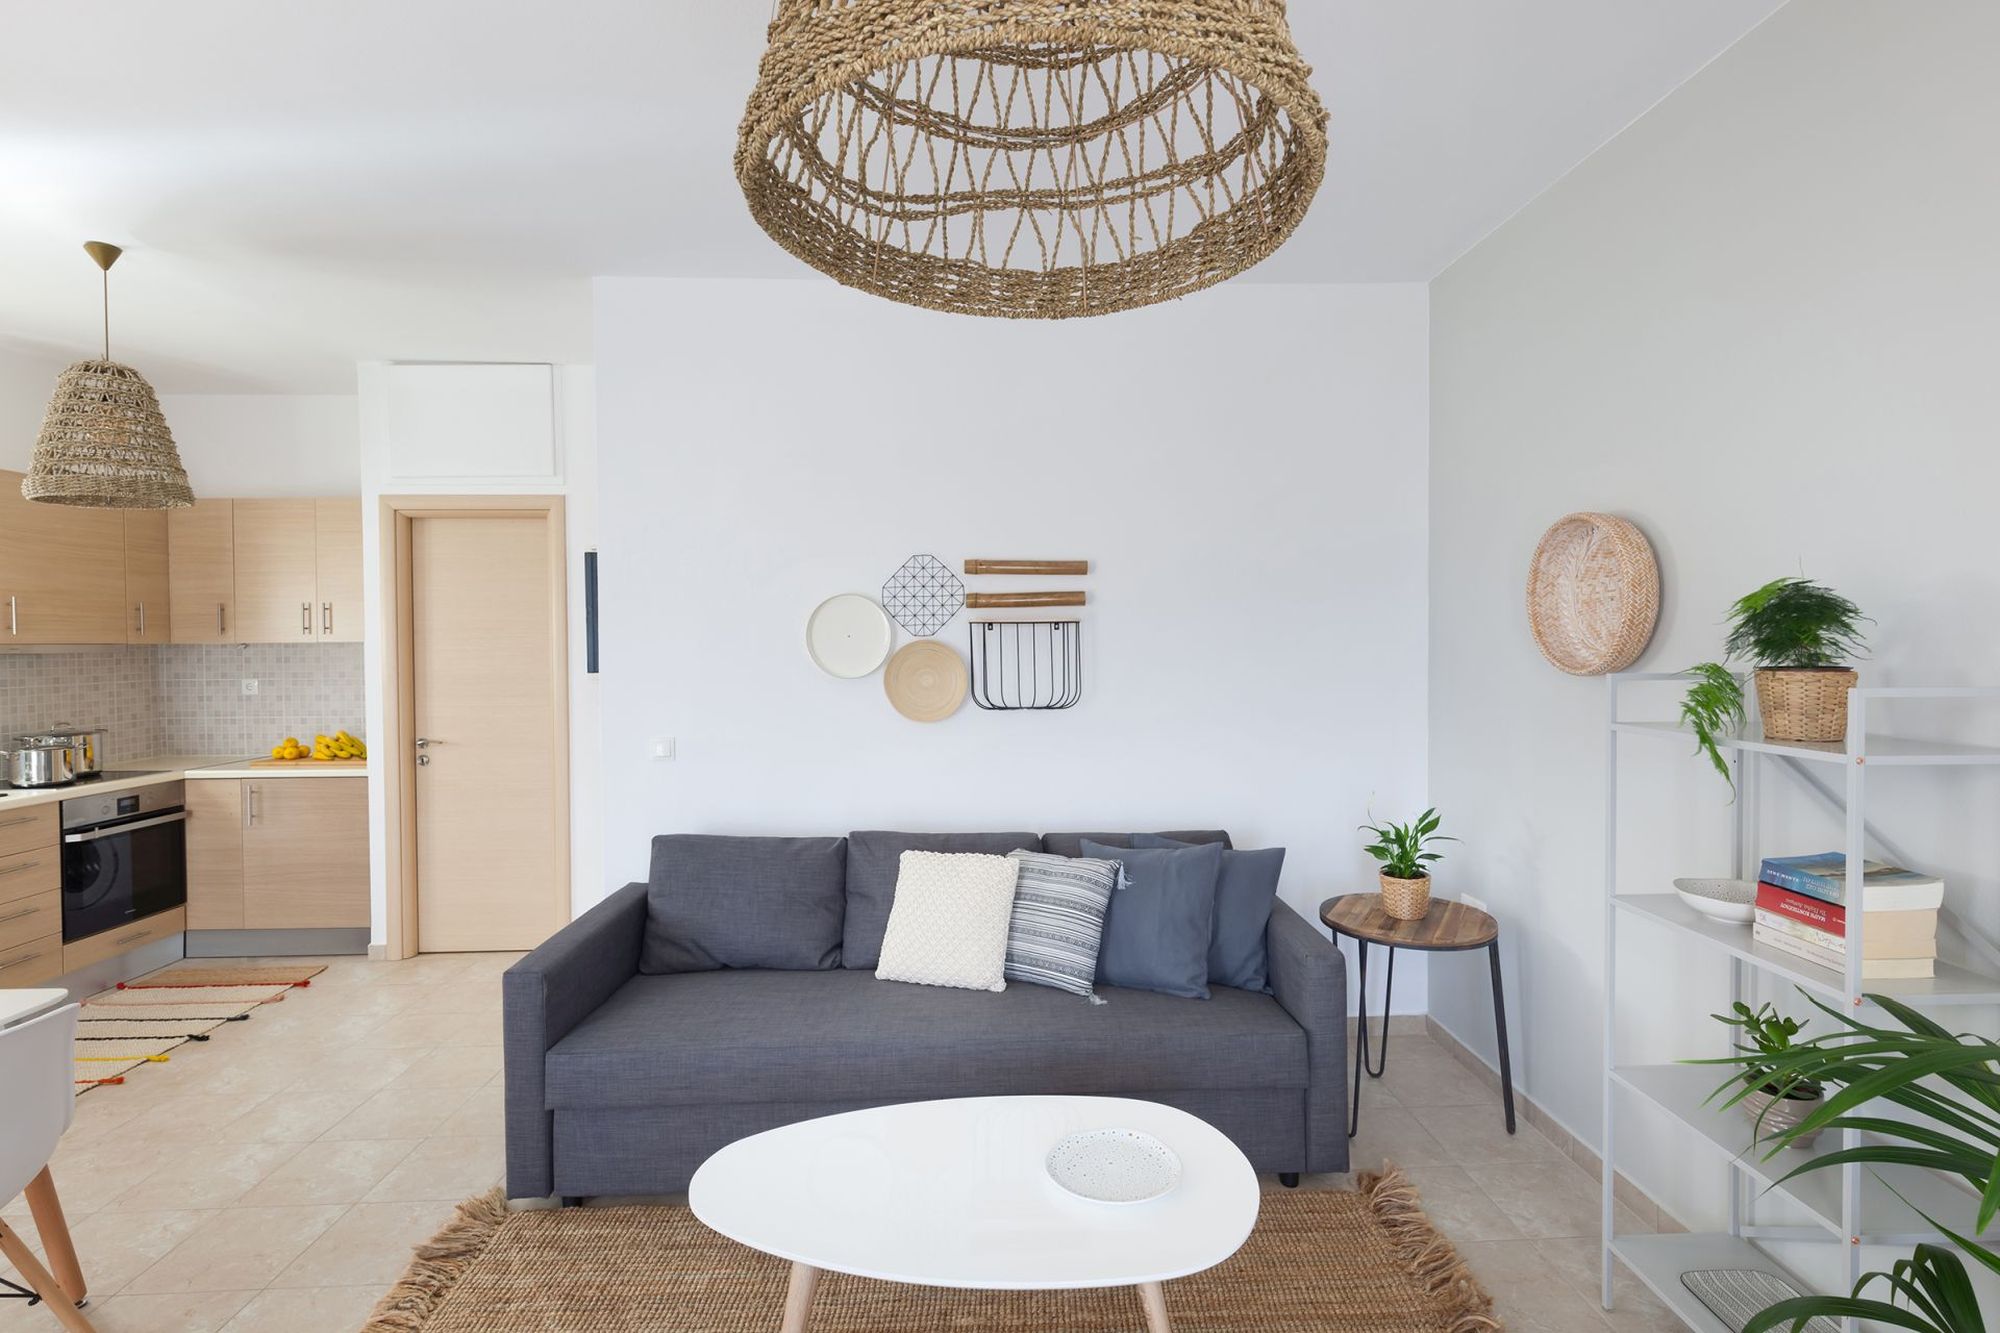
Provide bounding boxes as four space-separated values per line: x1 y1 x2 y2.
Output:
969 620 1083 711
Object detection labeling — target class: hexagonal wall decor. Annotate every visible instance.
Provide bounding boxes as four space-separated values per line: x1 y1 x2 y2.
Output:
882 555 964 638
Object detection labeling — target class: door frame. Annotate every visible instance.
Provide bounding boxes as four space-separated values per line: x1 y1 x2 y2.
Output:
378 495 571 959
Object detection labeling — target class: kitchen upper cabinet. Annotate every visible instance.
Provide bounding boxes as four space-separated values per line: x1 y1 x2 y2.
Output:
0 469 128 645
314 499 362 642
168 499 236 643
124 510 170 644
232 499 320 642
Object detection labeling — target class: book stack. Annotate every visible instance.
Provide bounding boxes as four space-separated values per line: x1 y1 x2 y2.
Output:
1753 853 1942 979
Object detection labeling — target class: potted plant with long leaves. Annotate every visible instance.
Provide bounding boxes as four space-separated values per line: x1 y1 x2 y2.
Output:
1683 578 1871 788
1693 991 1998 1333
1359 808 1454 921
1711 1001 1826 1149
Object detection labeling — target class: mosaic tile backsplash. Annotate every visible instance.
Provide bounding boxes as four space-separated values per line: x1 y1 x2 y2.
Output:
0 644 365 760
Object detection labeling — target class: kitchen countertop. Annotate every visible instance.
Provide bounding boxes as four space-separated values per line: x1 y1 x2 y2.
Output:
0 753 368 808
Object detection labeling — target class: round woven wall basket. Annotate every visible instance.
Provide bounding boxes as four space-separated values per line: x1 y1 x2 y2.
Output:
736 0 1329 320
1526 513 1660 676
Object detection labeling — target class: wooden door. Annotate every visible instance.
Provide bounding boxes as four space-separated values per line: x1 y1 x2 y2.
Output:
168 499 236 643
232 500 319 643
184 779 245 930
314 499 362 642
124 510 170 644
410 514 564 951
242 779 369 928
0 470 126 645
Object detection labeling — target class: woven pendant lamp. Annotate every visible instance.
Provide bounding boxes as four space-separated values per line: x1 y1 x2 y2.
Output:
737 0 1329 320
23 242 194 509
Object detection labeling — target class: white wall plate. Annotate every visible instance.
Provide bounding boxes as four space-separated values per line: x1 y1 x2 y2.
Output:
806 594 894 679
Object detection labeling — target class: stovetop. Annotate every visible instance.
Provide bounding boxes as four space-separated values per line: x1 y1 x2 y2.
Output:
0 769 169 793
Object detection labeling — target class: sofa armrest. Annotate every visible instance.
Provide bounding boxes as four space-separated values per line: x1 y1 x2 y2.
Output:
1266 899 1349 1173
503 881 647 1198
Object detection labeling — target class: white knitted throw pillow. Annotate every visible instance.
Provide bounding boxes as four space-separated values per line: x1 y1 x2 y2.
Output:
875 850 1021 992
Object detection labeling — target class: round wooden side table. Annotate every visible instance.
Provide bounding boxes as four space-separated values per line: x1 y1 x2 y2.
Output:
1318 894 1515 1140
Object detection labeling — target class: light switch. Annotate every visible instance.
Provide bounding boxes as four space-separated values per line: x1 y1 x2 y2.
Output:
651 737 676 760
241 679 260 696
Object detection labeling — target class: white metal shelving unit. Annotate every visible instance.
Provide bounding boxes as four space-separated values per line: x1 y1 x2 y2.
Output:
1601 675 2000 1333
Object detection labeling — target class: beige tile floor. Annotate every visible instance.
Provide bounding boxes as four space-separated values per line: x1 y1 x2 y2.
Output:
1 954 1681 1332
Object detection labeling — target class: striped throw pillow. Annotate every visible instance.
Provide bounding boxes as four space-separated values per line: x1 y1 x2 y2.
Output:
1004 850 1118 999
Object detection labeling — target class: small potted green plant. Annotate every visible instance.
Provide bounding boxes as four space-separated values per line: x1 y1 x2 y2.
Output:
1709 1001 1825 1149
1683 577 1870 783
1359 808 1454 921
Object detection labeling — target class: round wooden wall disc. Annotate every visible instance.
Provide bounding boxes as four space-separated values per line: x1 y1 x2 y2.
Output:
884 640 968 722
1526 512 1660 676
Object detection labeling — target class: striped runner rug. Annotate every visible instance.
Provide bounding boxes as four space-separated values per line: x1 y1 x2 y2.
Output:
74 961 325 1092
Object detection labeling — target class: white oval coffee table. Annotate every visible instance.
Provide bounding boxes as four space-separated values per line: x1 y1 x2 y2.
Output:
688 1095 1259 1332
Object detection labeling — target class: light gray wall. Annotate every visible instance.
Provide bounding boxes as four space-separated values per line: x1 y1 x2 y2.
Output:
1429 0 2000 1255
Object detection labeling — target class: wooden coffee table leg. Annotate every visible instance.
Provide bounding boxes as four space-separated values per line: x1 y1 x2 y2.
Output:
1138 1280 1171 1332
25 1168 87 1305
780 1261 820 1333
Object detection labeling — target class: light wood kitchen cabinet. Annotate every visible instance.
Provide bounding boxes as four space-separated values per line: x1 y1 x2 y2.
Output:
184 779 247 930
124 510 171 644
232 499 320 642
314 499 363 642
0 469 129 645
168 498 237 643
0 808 63 987
188 778 368 931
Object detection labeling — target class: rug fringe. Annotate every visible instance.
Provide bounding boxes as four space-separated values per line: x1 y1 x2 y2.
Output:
360 1188 511 1332
1358 1164 1502 1333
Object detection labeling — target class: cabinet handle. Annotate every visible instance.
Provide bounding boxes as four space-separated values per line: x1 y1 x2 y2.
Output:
323 601 333 635
302 602 311 635
115 928 150 945
218 602 227 637
0 905 39 924
0 859 40 876
8 595 16 636
246 784 260 828
0 950 47 972
0 815 33 830
137 602 147 635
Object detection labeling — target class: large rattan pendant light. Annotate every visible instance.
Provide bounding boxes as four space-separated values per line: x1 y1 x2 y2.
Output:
23 242 194 509
737 0 1329 320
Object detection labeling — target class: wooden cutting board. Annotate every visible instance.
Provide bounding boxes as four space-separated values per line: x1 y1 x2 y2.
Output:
246 758 367 770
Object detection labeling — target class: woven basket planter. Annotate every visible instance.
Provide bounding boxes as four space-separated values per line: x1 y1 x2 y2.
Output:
1378 872 1432 922
737 0 1328 320
1755 668 1857 743
1526 513 1660 676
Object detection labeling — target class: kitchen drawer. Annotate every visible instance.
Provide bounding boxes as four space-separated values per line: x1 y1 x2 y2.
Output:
0 805 58 859
0 931 64 987
0 889 60 952
0 843 59 905
63 906 185 975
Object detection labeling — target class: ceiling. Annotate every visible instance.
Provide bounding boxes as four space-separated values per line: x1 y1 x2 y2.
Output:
0 1 1782 393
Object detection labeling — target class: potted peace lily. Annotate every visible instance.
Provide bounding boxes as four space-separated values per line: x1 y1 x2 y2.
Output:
1682 578 1870 787
1359 808 1454 922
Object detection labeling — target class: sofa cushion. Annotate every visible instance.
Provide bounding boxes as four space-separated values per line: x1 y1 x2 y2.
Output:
1041 830 1232 859
544 969 1306 1110
842 831 1041 969
1132 834 1286 993
1082 838 1224 1000
875 851 1020 993
640 835 846 974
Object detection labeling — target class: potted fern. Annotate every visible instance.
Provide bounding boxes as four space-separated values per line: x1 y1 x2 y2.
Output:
1684 578 1870 783
1359 809 1454 921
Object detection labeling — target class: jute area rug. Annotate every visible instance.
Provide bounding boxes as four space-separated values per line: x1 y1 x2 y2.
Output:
364 1166 1497 1332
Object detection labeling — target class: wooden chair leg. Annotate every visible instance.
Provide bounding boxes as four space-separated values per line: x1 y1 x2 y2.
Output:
0 1219 96 1333
24 1168 87 1304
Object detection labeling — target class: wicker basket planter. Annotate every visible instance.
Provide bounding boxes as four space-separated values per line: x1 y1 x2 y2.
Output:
1378 872 1432 922
1741 1085 1826 1151
1755 667 1858 743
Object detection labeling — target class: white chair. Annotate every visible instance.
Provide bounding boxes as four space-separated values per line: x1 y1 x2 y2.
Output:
0 1002 94 1332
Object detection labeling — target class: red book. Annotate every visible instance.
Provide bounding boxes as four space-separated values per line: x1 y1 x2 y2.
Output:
1757 881 1842 933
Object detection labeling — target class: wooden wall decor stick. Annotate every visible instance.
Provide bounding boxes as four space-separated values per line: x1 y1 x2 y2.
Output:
964 560 1089 576
966 591 1086 609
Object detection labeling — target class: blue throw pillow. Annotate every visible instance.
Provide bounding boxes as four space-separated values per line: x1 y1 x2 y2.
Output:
1080 839 1223 1000
1131 834 1284 993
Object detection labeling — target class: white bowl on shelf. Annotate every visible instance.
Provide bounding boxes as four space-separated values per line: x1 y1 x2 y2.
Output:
1673 877 1758 925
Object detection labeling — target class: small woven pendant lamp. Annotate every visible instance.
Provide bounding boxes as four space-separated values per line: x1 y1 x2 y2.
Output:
24 242 194 509
737 0 1329 320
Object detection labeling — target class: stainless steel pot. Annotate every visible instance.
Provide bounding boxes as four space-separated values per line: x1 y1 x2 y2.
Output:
15 723 107 777
2 743 76 788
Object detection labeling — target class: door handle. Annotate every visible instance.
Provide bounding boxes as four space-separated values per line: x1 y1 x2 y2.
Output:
414 738 443 749
323 602 333 635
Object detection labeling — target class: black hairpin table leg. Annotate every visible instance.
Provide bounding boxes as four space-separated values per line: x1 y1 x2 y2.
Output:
1348 942 1397 1138
1489 939 1516 1134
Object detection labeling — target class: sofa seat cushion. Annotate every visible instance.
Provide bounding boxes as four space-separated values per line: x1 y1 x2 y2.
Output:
543 968 1306 1111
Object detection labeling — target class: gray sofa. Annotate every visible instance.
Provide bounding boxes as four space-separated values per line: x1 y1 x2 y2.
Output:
503 829 1349 1201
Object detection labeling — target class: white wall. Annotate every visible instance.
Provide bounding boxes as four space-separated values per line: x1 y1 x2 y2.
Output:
0 348 69 469
594 277 1433 1013
1429 0 2000 1271
157 394 359 495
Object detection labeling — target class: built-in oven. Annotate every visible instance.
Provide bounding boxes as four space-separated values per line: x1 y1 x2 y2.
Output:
60 781 187 941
